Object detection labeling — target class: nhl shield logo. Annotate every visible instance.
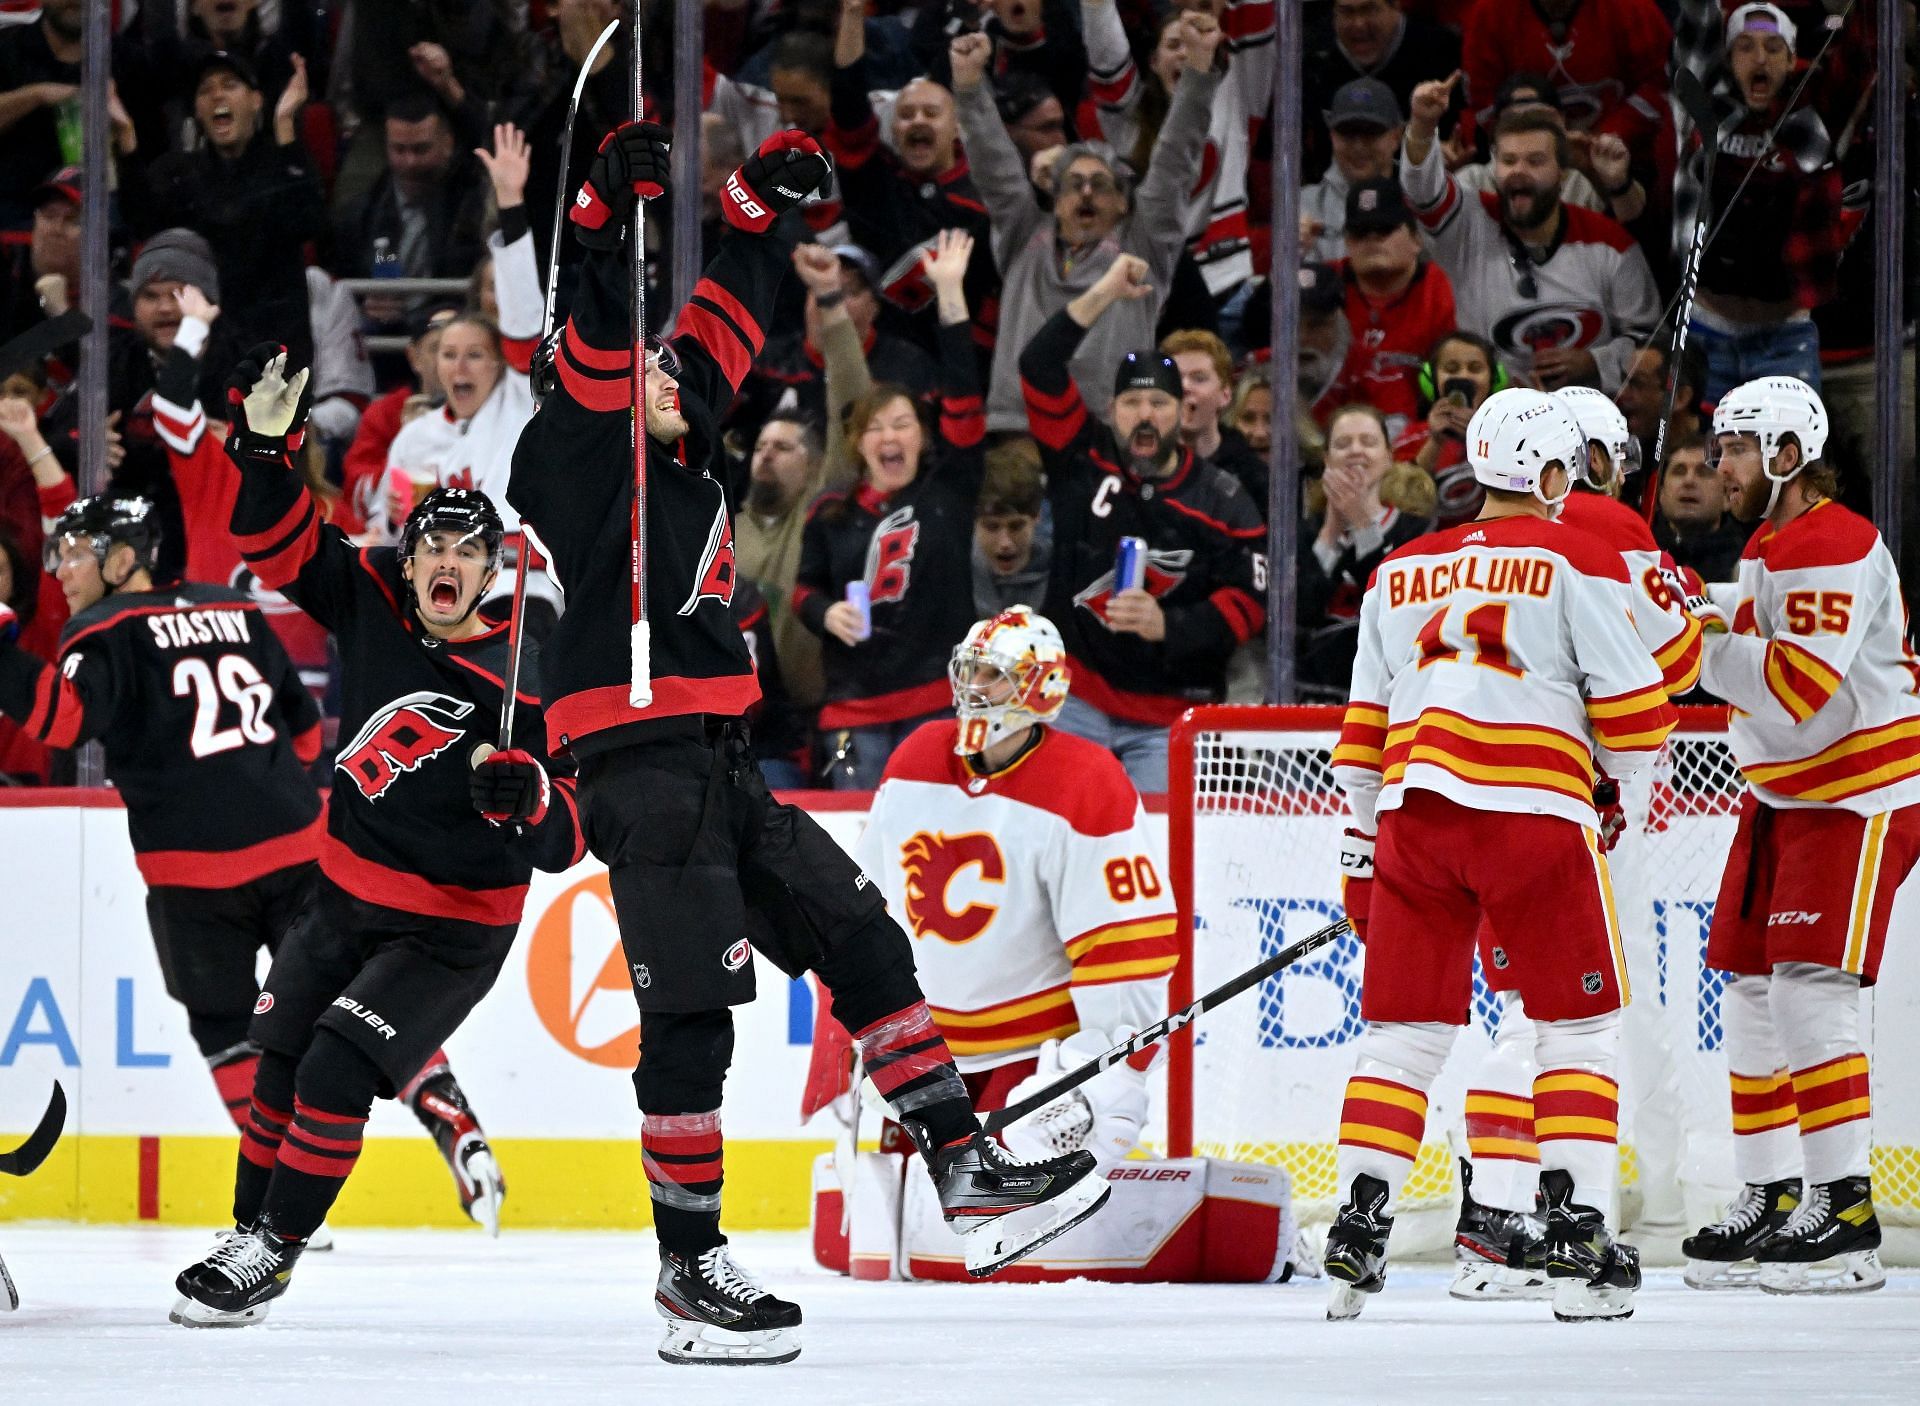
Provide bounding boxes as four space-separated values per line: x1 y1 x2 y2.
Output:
1490 946 1509 970
1582 971 1604 995
632 962 651 990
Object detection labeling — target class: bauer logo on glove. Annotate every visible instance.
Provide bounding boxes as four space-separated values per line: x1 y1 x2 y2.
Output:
224 343 313 469
721 130 832 234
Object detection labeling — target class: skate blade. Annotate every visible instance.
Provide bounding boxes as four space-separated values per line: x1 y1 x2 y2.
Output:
1550 1279 1635 1322
306 1222 336 1253
459 1146 506 1238
963 1172 1110 1278
657 1318 800 1366
169 1295 271 1328
1681 1257 1763 1291
2 1253 17 1311
1450 1260 1552 1301
1757 1250 1885 1296
1326 1283 1371 1321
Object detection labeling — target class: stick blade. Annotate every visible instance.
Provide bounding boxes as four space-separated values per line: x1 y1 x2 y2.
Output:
0 1081 67 1177
1673 65 1717 140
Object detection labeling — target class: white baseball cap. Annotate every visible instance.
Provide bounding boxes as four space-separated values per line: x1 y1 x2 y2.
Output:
1726 3 1797 54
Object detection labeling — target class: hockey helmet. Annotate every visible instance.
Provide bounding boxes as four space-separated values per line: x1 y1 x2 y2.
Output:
43 495 161 586
1553 385 1637 490
401 486 505 571
1711 375 1827 477
948 605 1072 757
1466 388 1584 506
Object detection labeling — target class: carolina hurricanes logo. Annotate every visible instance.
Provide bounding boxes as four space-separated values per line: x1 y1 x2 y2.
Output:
335 691 476 800
1074 547 1193 623
865 506 920 606
227 564 302 618
1491 304 1608 360
900 831 1005 944
678 498 737 615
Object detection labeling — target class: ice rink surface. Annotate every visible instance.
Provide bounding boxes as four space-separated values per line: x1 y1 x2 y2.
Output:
2 1227 1916 1405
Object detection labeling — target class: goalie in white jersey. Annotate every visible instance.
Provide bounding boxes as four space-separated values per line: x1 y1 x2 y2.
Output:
1328 388 1678 1323
1677 376 1920 1295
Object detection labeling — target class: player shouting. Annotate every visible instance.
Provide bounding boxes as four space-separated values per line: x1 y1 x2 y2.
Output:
507 123 1108 1365
0 496 500 1241
1328 388 1677 1323
1679 377 1920 1294
169 351 583 1326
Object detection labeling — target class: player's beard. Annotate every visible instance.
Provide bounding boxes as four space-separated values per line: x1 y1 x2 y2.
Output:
1123 421 1172 478
644 388 689 443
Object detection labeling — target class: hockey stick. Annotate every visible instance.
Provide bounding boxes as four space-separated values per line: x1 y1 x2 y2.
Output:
0 310 91 383
982 918 1351 1136
541 18 620 345
626 0 652 707
0 1081 66 1177
1648 66 1720 494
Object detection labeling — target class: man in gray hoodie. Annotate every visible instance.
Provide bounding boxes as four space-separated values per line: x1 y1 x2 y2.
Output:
950 15 1222 432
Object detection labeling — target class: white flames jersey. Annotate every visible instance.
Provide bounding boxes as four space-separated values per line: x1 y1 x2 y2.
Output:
1701 501 1920 815
856 721 1178 1072
1334 514 1678 831
1558 490 1705 698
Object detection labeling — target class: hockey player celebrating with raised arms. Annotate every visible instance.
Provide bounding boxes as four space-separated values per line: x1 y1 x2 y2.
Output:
0 497 502 1241
507 123 1108 1366
169 349 584 1327
1678 376 1920 1295
1327 388 1677 1323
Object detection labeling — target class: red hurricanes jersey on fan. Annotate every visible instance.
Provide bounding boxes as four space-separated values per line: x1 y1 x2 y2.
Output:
1461 0 1672 147
1557 490 1704 697
855 721 1178 1072
1333 515 1677 831
1701 501 1920 814
1315 260 1458 443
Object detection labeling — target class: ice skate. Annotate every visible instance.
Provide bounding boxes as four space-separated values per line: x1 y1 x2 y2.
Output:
1 1245 16 1311
1755 1176 1884 1295
169 1216 306 1327
306 1221 336 1252
1541 1170 1639 1322
905 1123 1110 1277
1324 1173 1392 1321
1449 1159 1549 1301
655 1244 802 1366
409 1071 506 1235
1680 1178 1799 1290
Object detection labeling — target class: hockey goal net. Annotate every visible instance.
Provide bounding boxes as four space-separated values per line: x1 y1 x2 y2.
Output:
1165 705 1920 1241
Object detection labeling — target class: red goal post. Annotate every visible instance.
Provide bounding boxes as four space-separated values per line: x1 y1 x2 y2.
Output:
1163 704 1920 1236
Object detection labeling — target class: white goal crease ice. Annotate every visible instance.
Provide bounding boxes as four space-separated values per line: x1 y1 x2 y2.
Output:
1162 705 1920 1259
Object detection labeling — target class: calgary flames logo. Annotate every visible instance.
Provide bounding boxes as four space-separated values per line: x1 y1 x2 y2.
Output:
900 831 1005 945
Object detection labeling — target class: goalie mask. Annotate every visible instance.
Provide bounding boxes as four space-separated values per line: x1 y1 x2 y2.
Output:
948 606 1072 757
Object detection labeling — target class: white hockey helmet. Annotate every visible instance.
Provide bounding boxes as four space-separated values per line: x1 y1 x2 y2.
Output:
1553 385 1637 490
1466 388 1585 505
1711 375 1828 477
949 605 1072 757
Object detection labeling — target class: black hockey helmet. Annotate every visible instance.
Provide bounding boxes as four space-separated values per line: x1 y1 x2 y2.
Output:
43 495 161 585
400 487 505 571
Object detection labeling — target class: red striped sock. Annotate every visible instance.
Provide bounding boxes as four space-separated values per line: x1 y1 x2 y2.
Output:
642 1111 724 1256
853 1002 973 1145
1792 1052 1871 1183
261 1098 368 1240
209 1050 260 1131
1337 1076 1428 1205
1533 1068 1619 1211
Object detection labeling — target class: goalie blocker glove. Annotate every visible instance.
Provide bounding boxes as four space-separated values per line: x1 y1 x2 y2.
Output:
722 130 832 235
569 121 672 250
470 747 551 826
224 343 313 469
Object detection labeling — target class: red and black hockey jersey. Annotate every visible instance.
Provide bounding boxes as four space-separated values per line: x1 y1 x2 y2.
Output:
508 230 796 757
1019 310 1268 726
228 461 583 925
0 581 324 888
793 319 987 730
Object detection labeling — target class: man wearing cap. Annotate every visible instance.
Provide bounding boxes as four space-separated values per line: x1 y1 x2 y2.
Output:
1314 178 1457 442
951 18 1223 432
0 166 101 348
1302 0 1461 182
1303 77 1407 265
1685 3 1846 401
1017 253 1266 792
0 0 82 231
123 48 322 369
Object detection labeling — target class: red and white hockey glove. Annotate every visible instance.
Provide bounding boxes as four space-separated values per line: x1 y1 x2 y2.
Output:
470 747 550 825
721 130 832 234
0 600 18 648
1593 777 1626 853
569 121 672 251
1339 828 1375 941
224 342 312 468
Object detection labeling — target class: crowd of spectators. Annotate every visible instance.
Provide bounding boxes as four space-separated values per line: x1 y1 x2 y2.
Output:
0 0 1906 791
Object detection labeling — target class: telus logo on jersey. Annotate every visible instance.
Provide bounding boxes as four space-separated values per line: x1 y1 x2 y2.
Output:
865 506 921 606
899 830 1005 944
678 498 738 615
336 691 476 800
1073 547 1192 622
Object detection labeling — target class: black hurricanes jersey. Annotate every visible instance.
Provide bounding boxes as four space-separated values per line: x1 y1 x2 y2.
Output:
0 582 323 887
508 230 799 758
1020 309 1268 725
793 319 986 730
227 463 583 925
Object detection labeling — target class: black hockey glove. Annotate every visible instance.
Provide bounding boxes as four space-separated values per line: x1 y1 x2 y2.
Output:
224 342 313 469
471 746 551 826
569 120 672 251
721 129 832 234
